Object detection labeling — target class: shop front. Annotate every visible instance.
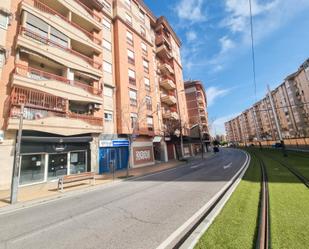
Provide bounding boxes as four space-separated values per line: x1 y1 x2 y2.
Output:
19 134 91 186
131 139 155 168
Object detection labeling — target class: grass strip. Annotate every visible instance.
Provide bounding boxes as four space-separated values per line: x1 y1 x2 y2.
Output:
260 154 309 249
195 152 260 249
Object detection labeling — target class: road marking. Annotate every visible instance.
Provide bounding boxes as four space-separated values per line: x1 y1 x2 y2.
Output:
190 165 200 169
223 162 232 169
156 151 249 249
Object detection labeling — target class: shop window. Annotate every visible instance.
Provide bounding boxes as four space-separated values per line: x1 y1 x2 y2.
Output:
20 154 45 185
48 153 68 179
70 151 87 174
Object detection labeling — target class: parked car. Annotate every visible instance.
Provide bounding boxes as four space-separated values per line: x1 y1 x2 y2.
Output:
272 142 282 148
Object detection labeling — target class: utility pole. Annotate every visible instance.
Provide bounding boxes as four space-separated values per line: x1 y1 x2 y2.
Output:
267 85 287 156
10 104 24 204
199 124 204 159
175 88 184 159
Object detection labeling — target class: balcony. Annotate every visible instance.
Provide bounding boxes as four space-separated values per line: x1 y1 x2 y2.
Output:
18 27 102 77
160 78 176 90
13 64 102 102
161 92 177 105
156 44 172 60
8 87 103 135
162 110 179 120
28 0 102 45
155 34 171 48
159 63 174 75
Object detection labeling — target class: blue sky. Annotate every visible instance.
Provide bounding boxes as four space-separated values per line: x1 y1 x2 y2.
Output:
144 0 309 134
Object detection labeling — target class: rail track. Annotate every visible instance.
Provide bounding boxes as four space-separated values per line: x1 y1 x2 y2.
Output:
255 154 271 249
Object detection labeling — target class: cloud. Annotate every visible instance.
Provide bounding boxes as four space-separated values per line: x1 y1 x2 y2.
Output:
175 0 206 23
210 113 240 135
186 31 198 42
207 86 231 107
219 36 235 54
223 0 279 33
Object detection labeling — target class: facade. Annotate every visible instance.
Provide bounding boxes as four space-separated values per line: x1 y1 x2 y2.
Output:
0 0 189 189
184 80 209 152
0 0 114 189
225 58 309 143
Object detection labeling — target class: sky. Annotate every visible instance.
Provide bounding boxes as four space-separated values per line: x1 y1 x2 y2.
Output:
144 0 309 135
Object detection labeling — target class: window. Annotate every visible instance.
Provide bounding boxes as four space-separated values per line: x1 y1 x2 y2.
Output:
126 31 133 45
141 42 147 55
104 86 113 97
145 96 152 111
125 13 132 25
0 51 5 67
102 18 111 30
103 61 112 73
143 59 149 73
50 27 68 47
144 77 150 91
129 89 137 106
139 10 145 22
125 0 131 7
147 116 153 130
103 39 112 51
130 113 138 129
104 112 113 122
127 49 135 65
128 69 136 85
140 26 146 37
103 0 111 12
0 13 9 29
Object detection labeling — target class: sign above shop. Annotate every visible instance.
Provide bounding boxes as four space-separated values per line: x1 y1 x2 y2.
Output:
99 139 129 147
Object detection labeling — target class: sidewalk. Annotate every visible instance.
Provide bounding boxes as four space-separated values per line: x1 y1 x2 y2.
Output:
0 152 214 209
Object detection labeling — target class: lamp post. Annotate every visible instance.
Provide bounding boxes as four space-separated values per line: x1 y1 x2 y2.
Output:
175 88 185 158
10 104 24 204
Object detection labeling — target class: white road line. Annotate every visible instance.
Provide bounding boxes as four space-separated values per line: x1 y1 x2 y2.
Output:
156 151 249 249
223 162 232 169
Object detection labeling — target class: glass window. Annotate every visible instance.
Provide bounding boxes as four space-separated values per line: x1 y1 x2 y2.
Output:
129 89 137 100
50 27 68 47
0 13 9 29
126 31 133 45
0 51 4 67
104 86 113 97
143 59 149 73
130 113 137 128
140 26 146 37
125 13 132 25
139 10 145 22
128 69 135 79
127 49 134 59
103 0 111 12
70 151 87 174
147 116 153 125
103 18 111 30
48 153 68 179
20 154 45 185
104 112 113 122
141 42 147 52
125 0 131 7
103 61 112 73
103 39 112 51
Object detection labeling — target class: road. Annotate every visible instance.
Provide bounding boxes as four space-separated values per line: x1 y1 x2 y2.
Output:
0 148 247 249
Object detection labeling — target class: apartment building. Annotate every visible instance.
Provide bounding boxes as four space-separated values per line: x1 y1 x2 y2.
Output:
0 0 114 189
113 0 188 166
184 80 209 152
225 58 309 143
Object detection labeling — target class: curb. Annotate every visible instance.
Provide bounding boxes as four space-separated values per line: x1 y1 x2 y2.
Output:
0 155 215 215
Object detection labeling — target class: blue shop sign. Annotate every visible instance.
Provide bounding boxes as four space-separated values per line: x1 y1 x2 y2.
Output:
99 139 129 147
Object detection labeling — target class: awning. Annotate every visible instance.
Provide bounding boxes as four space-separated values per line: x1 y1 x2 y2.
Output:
153 136 162 143
21 136 93 143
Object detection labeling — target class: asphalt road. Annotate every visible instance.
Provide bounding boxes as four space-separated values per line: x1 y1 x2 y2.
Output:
0 148 247 249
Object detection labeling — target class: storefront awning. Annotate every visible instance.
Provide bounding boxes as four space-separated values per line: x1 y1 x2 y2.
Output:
153 136 162 143
21 136 93 143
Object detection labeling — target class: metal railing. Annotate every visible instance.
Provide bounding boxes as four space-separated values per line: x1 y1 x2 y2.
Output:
20 26 102 70
15 64 102 96
33 0 101 45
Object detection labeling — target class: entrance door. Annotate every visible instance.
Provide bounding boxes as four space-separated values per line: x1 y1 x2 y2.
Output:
19 154 45 185
167 143 175 160
99 147 129 173
153 143 161 161
48 153 68 179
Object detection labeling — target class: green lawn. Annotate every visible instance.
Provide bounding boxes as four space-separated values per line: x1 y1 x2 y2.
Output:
195 149 309 249
195 152 260 249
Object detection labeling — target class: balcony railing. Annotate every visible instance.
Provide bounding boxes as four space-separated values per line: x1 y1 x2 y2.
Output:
74 0 102 22
33 0 101 45
10 87 103 126
15 64 102 96
20 27 102 70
